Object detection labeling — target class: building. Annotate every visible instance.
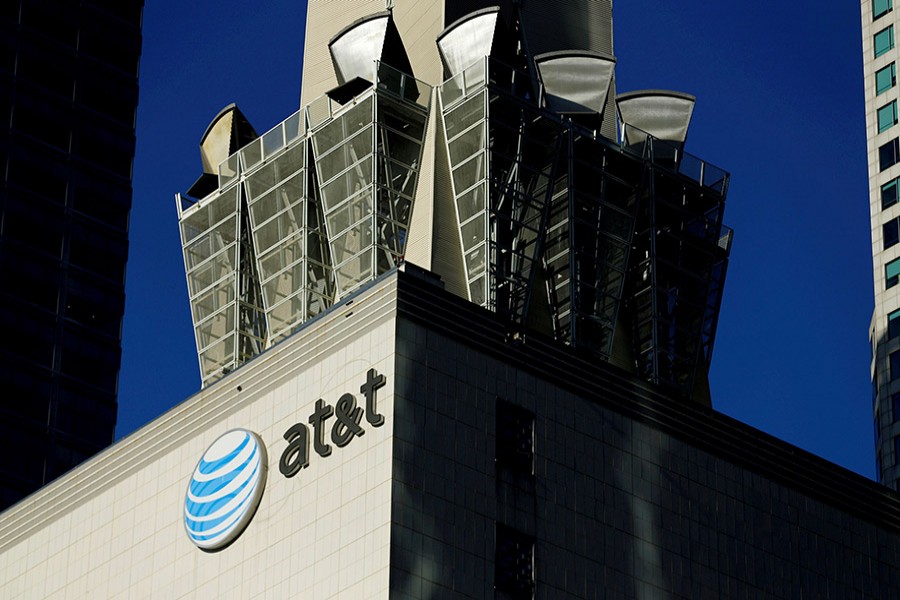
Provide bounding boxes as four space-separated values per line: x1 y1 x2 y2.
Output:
0 268 899 598
0 2 143 509
2 2 899 598
862 0 900 491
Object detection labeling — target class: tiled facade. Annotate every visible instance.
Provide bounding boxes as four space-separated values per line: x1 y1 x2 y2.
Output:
2 269 898 598
863 0 900 490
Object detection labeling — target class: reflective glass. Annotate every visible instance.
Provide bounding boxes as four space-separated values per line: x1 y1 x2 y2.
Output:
879 101 898 132
877 63 896 95
876 26 895 57
876 0 893 18
887 257 900 288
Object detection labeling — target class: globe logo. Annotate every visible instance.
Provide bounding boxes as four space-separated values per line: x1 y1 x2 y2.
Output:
184 429 267 550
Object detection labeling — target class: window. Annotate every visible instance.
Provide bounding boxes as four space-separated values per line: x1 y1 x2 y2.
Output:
892 350 900 379
884 178 900 208
888 258 900 288
880 101 899 133
890 309 900 338
495 524 534 599
876 0 893 19
886 219 900 249
496 400 535 475
893 392 900 422
880 138 900 171
876 26 895 57
896 436 900 466
877 63 897 95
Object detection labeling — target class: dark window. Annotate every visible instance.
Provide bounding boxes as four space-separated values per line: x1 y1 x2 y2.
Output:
495 524 534 599
896 437 900 467
891 350 900 380
496 400 534 475
891 309 900 339
888 258 900 288
893 392 900 423
883 178 900 209
880 138 900 171
886 219 900 249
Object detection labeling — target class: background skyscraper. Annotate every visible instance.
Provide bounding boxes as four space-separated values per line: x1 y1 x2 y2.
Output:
0 1 143 509
862 0 900 491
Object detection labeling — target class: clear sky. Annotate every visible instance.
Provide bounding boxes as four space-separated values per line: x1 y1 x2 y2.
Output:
120 1 874 479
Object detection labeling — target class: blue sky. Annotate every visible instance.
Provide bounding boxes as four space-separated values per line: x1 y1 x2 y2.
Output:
121 1 874 478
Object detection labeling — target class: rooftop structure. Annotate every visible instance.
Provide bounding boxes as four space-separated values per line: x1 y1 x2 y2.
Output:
177 2 732 406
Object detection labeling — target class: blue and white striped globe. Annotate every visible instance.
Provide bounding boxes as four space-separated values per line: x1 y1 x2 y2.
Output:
184 430 267 550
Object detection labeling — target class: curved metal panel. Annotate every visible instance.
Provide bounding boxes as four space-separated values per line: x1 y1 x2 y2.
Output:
616 90 695 146
535 51 616 117
198 104 258 175
328 11 414 87
329 12 391 85
436 7 500 77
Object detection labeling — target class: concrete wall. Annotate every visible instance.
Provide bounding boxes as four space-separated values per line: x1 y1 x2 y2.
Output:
0 280 400 599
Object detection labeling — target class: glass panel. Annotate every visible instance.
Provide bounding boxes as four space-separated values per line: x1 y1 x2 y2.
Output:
325 190 373 236
320 158 373 211
332 220 374 264
884 178 900 209
335 249 373 293
460 213 485 252
886 220 900 250
877 63 897 95
263 125 285 159
876 0 893 19
448 124 485 164
218 153 239 187
444 93 485 140
258 235 304 281
240 139 262 171
284 111 303 142
875 26 895 57
452 154 486 194
318 127 374 183
880 139 899 171
261 262 303 307
455 184 485 223
187 246 237 295
887 258 900 288
879 101 898 132
313 96 374 156
183 217 238 269
196 305 236 349
889 308 900 339
248 172 304 227
255 209 303 254
192 282 236 323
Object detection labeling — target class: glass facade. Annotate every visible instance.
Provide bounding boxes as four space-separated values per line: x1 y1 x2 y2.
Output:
0 1 143 510
179 64 430 387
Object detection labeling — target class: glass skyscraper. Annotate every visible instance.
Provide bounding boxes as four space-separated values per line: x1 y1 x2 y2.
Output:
0 1 143 509
862 0 900 491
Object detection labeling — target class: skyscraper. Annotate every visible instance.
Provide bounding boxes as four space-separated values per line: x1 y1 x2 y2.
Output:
862 0 900 491
2 3 900 598
0 1 143 509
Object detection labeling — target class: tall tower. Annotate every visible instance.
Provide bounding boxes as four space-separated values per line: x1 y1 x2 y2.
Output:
0 1 143 508
862 0 900 491
178 1 731 405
